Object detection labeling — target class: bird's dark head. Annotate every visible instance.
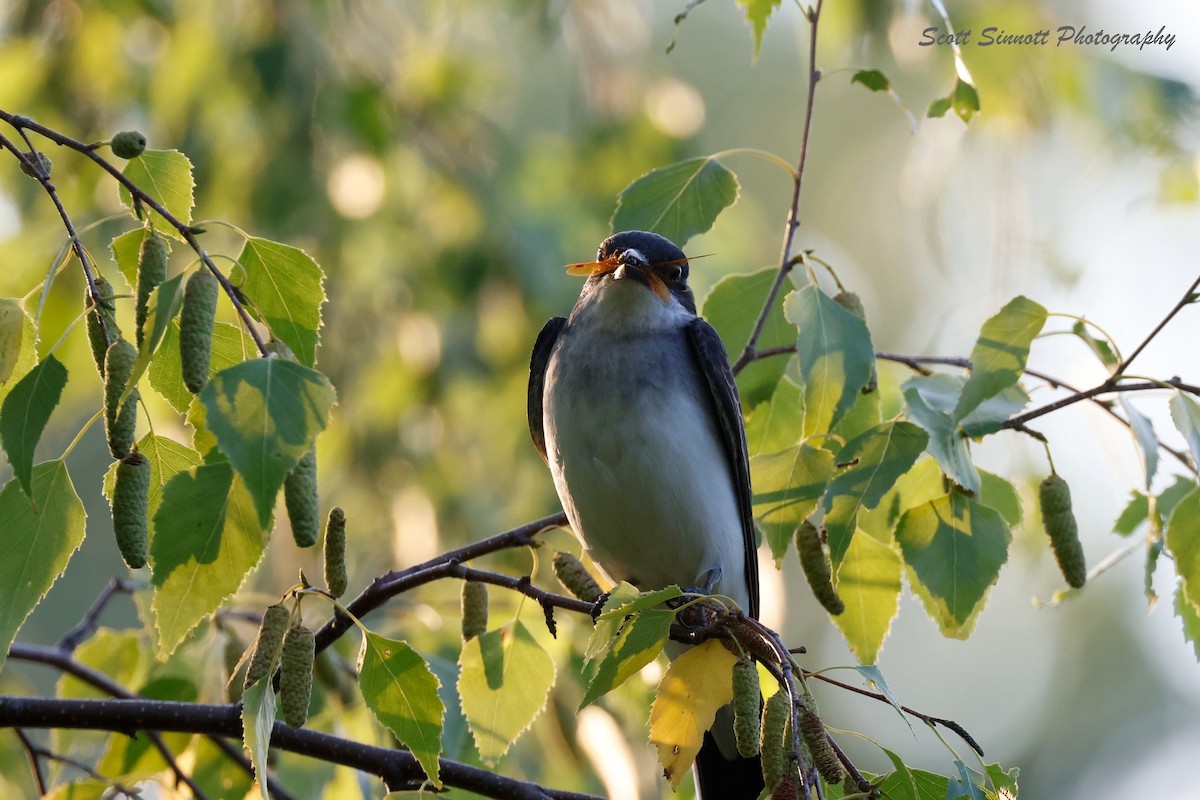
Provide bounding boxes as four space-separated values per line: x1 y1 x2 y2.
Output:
567 230 696 315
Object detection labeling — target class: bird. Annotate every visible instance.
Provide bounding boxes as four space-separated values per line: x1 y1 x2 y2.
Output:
528 230 764 799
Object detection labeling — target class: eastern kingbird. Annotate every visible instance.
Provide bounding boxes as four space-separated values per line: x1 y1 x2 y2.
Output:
528 230 764 799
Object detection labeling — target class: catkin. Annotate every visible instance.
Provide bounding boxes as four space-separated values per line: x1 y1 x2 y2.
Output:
85 277 118 378
323 507 348 598
796 522 844 615
733 658 762 758
799 707 843 784
135 233 168 347
284 449 319 548
1039 473 1087 588
244 604 290 689
112 452 150 569
552 551 602 602
760 690 790 790
461 581 489 640
179 268 218 393
103 340 139 458
279 624 315 727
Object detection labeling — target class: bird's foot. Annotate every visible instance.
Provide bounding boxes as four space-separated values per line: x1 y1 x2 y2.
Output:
670 568 724 630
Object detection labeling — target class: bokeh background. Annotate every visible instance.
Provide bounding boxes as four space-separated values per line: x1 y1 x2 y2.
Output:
1 0 1198 798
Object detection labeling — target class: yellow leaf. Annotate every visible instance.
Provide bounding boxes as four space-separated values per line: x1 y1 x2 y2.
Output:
649 639 738 789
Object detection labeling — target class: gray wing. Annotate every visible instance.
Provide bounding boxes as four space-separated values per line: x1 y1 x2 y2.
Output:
528 317 568 464
684 317 759 619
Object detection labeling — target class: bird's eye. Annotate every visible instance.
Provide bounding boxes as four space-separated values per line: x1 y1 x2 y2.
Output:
668 266 684 282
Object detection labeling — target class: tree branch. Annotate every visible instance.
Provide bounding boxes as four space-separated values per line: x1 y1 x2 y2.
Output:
0 696 603 800
1115 272 1200 375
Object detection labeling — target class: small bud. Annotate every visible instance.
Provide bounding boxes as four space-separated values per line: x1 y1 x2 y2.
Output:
279 624 315 728
1039 473 1086 588
111 130 147 159
796 522 844 615
244 604 290 689
323 507 348 598
733 658 762 758
552 551 602 602
284 449 319 548
461 581 489 640
112 452 150 569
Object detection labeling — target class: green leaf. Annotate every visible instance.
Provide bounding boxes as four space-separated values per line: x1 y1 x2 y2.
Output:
832 387 883 444
832 531 901 664
596 585 684 620
585 582 642 663
736 0 781 58
110 227 151 291
896 492 1011 638
986 763 1020 798
240 679 276 800
103 433 204 524
236 237 326 367
1120 396 1159 490
954 296 1046 421
457 621 556 765
951 79 981 123
852 69 891 92
744 376 804 456
1175 582 1200 662
610 156 739 247
358 632 445 787
857 667 914 735
199 358 336 527
151 320 254 413
119 150 195 239
1070 320 1118 370
960 384 1029 438
1166 487 1200 615
902 375 980 494
122 274 185 405
0 354 67 498
0 460 86 670
0 298 26 385
783 285 876 437
700 268 794 408
751 443 836 562
1169 391 1200 468
580 607 674 708
979 470 1022 527
878 747 918 800
1114 491 1149 535
927 94 953 119
150 462 266 657
876 766 950 799
822 420 929 564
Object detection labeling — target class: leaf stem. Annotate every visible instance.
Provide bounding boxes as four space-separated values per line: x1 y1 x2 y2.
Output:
710 147 797 179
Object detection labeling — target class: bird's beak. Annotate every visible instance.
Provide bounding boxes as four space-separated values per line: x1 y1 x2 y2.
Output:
614 249 670 302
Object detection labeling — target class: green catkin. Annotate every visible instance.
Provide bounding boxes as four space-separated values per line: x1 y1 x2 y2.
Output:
323 507 348 598
733 658 762 758
135 233 168 347
796 522 844 615
760 690 790 790
552 551 603 602
461 581 489 640
800 707 843 784
279 624 315 728
179 268 219 393
85 277 118 378
244 604 290 689
111 130 147 159
1039 473 1087 588
284 449 319 547
112 452 150 569
103 340 139 458
834 290 877 393
770 776 800 800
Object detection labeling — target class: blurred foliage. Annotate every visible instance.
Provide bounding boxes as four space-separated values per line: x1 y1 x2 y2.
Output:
0 0 1197 798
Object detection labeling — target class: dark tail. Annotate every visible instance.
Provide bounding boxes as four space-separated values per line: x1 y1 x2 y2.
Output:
694 731 765 800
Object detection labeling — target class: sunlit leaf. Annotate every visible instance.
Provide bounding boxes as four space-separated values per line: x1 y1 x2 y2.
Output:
151 320 254 413
595 585 683 620
0 298 25 385
1169 391 1200 468
122 274 184 404
952 79 981 123
979 470 1022 527
585 582 642 663
581 607 674 708
832 531 901 664
1114 491 1149 535
119 150 195 239
1120 396 1158 490
737 0 781 58
1176 582 1200 662
745 376 803 456
0 460 86 671
852 69 891 92
110 227 151 292
896 492 1010 639
103 433 204 527
611 156 739 247
822 420 928 564
954 296 1045 421
701 268 794 408
784 285 875 438
1166 487 1200 615
1070 320 1118 371
241 679 276 800
199 358 336 527
236 237 326 367
751 443 836 562
458 621 555 765
151 462 266 657
0 354 67 498
649 638 737 789
359 632 444 786
902 375 980 494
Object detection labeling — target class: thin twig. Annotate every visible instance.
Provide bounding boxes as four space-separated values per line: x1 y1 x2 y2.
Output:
13 728 48 795
58 578 137 653
1116 273 1200 375
731 0 824 374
